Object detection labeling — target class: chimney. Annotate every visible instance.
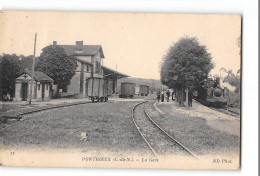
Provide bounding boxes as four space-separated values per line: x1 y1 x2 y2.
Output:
76 41 83 46
53 41 57 45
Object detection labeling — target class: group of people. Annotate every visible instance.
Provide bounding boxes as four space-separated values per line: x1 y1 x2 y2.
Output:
156 89 172 102
156 88 194 107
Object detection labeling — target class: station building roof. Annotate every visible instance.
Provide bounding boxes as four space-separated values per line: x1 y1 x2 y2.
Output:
51 41 128 79
17 70 53 83
102 65 129 79
53 41 104 58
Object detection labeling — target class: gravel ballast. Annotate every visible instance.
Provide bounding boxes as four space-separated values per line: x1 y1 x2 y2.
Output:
146 100 240 156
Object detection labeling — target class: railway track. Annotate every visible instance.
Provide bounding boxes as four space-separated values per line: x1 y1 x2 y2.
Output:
132 101 197 159
1 101 91 130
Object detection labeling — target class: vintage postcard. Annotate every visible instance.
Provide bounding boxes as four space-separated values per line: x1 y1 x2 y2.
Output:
0 11 241 170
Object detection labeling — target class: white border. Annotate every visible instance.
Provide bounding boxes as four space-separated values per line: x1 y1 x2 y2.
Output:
0 0 258 175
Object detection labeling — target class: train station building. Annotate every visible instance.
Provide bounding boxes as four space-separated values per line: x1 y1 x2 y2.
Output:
52 40 128 98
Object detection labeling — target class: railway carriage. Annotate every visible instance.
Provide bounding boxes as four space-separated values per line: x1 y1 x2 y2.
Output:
86 77 111 102
139 85 149 96
119 82 135 98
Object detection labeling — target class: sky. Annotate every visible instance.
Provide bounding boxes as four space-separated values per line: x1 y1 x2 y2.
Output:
0 11 241 79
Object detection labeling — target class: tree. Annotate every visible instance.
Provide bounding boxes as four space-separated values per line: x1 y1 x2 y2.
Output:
223 69 240 108
223 69 240 93
18 55 40 71
0 54 22 100
36 45 77 92
160 37 214 106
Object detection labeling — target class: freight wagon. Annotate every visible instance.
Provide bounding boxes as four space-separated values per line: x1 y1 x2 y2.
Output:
86 77 112 102
119 82 135 98
139 85 149 96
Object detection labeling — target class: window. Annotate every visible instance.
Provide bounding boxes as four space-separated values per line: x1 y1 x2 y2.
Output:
37 84 40 90
95 61 101 74
46 84 48 90
86 65 90 72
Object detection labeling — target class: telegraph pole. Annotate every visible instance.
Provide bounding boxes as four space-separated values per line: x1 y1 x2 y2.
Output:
29 33 37 105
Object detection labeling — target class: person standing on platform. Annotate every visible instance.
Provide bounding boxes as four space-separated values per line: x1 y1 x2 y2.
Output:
166 90 170 102
156 90 161 102
161 91 164 102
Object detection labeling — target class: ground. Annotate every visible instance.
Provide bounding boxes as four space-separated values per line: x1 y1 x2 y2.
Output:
146 100 240 156
1 95 240 158
1 99 151 156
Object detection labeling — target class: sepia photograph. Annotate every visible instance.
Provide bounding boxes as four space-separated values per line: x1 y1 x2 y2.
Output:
0 11 242 170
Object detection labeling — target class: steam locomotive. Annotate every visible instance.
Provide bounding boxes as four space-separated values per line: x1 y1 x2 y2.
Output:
194 77 229 108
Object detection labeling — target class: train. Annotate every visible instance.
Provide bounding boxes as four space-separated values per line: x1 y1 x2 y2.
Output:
194 77 229 108
119 82 136 98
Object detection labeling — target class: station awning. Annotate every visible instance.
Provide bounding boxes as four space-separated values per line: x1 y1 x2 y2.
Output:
102 65 129 79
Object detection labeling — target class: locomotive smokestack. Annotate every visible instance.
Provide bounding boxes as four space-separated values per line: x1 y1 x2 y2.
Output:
216 77 220 87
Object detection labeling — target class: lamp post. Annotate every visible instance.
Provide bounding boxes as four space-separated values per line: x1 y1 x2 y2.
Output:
28 33 37 105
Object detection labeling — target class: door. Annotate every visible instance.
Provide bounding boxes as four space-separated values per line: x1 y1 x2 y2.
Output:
85 80 88 97
42 84 45 100
21 83 28 101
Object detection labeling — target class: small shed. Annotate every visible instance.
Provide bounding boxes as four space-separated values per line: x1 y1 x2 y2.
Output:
14 71 53 102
